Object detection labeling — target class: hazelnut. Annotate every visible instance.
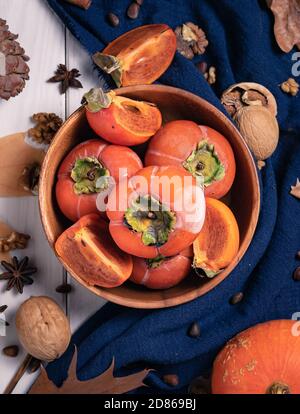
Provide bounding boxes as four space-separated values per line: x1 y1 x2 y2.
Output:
16 296 71 361
234 106 279 161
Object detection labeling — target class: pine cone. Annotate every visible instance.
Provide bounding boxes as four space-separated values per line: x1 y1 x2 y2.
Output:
0 19 30 100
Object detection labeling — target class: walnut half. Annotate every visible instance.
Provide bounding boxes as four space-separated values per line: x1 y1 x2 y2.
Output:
221 82 278 117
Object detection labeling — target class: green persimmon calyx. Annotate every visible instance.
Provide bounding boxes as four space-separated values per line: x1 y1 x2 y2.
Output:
124 195 176 246
146 255 166 268
81 88 113 113
93 53 122 88
71 157 110 195
182 140 225 186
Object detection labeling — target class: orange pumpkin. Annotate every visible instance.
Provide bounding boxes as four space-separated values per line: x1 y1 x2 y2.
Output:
212 320 300 394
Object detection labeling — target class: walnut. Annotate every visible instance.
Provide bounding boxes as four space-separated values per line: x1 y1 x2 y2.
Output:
234 106 279 160
16 296 71 361
0 231 30 252
175 22 208 59
204 66 216 85
20 163 40 195
280 78 299 96
267 0 300 52
221 82 277 117
28 113 63 145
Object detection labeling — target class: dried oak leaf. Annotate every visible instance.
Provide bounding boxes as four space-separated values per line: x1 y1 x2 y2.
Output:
290 178 300 198
29 347 151 394
0 19 30 100
267 0 300 52
0 132 45 197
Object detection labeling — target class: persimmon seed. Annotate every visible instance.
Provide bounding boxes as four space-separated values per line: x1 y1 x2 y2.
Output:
230 292 244 305
188 322 201 338
293 267 300 281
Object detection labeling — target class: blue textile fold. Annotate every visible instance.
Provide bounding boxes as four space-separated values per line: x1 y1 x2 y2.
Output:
46 0 300 392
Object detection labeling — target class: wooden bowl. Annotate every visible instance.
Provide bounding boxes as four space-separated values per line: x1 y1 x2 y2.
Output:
39 85 260 309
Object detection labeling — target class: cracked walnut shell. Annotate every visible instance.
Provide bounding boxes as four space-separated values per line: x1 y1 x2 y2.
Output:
221 82 277 117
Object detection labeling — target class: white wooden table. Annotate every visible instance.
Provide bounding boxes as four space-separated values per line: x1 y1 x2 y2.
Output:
0 0 106 394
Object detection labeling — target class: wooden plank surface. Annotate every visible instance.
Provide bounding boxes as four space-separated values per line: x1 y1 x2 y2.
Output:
0 0 106 393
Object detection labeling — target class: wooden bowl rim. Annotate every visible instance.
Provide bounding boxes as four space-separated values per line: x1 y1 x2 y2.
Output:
39 84 260 309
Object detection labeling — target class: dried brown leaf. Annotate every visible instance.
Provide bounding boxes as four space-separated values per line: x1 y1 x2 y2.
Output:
29 347 150 394
0 132 45 197
267 0 300 52
290 178 300 198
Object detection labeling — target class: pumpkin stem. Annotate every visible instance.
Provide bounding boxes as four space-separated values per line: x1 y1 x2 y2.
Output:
266 382 290 394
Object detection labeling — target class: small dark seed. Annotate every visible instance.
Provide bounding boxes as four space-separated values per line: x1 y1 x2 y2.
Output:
28 358 41 374
127 2 140 19
3 345 19 357
107 12 119 27
56 283 72 294
196 61 208 74
0 305 8 313
230 292 244 305
188 322 201 338
293 267 300 281
163 374 179 387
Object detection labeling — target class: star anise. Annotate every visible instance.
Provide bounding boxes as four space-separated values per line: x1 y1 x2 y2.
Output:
0 256 37 294
48 64 83 94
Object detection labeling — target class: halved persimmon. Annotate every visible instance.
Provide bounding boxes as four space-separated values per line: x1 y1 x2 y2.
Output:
106 165 206 259
145 120 236 199
130 247 193 290
55 214 133 288
56 138 143 222
93 24 176 87
83 89 162 146
193 198 239 277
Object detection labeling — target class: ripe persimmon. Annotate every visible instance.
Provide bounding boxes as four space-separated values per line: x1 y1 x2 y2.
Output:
56 139 142 222
145 120 236 199
106 165 206 258
130 247 193 290
83 89 162 146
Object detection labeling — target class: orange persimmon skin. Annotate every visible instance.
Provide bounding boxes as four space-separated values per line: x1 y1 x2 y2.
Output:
103 24 177 86
193 197 239 274
212 320 300 394
56 139 142 222
130 250 192 290
86 99 162 146
145 120 236 199
107 165 206 259
55 214 133 288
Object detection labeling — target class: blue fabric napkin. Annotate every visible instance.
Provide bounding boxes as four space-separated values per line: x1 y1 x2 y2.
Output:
46 0 300 392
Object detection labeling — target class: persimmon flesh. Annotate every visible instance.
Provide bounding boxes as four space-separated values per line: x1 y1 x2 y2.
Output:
55 214 133 288
193 198 239 277
84 89 162 146
93 24 177 87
